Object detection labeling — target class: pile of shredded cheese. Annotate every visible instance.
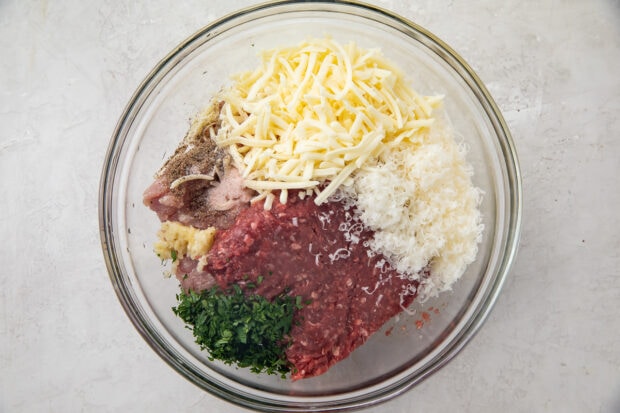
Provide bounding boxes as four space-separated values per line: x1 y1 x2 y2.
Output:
171 37 484 297
215 37 441 208
353 127 483 295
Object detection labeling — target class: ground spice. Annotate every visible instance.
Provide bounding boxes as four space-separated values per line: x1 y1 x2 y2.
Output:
155 101 247 228
160 101 226 184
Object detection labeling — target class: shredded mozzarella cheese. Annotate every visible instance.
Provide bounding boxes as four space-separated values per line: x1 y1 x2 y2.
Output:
215 38 441 206
169 174 214 189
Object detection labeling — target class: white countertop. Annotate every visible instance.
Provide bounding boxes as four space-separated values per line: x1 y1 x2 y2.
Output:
1 0 619 411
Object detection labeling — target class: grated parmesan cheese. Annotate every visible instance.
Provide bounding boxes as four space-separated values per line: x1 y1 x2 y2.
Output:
215 37 441 206
352 125 483 296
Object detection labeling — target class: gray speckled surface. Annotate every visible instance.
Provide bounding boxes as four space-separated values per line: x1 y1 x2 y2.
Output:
1 0 619 412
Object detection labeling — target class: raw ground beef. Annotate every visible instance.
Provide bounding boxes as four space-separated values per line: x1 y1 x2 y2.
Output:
175 192 420 379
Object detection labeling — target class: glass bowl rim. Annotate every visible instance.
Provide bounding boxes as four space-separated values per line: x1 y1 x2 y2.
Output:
99 1 522 411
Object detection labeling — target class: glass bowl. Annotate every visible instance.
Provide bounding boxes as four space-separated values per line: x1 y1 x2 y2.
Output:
99 1 522 411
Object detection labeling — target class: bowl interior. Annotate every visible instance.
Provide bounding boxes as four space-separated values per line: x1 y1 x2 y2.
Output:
102 1 518 410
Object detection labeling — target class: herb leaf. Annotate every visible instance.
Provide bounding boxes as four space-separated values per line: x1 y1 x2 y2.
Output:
173 286 303 377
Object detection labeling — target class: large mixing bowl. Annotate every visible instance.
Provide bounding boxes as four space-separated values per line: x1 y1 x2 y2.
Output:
99 1 521 411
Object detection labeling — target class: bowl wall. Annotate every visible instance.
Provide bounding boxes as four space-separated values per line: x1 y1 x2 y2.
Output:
100 1 521 411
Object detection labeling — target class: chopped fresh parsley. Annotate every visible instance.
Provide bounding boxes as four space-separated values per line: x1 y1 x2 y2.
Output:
173 284 303 378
